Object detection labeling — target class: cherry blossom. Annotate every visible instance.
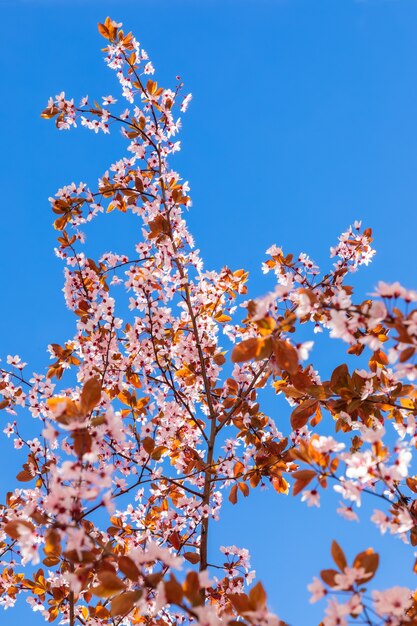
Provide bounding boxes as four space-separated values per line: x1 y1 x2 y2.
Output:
0 14 416 626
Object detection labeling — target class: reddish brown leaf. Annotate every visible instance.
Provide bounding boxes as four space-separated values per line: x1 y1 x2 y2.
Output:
400 347 415 363
290 400 318 430
310 404 322 427
228 593 251 614
406 478 417 494
142 437 155 454
273 340 299 374
231 338 262 363
4 520 35 540
118 556 139 581
306 385 330 401
291 371 312 391
330 364 349 392
291 469 317 481
214 353 226 366
229 484 238 505
183 551 200 564
331 540 347 571
148 215 169 239
248 582 267 610
16 469 34 482
353 548 379 583
168 531 181 550
80 376 102 414
320 569 339 587
92 571 126 597
72 429 92 458
183 570 202 605
110 591 142 617
164 575 183 604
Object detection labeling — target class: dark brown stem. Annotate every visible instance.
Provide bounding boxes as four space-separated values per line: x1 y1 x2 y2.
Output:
69 561 75 626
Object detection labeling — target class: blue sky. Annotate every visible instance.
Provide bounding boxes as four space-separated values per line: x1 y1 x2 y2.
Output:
1 0 417 624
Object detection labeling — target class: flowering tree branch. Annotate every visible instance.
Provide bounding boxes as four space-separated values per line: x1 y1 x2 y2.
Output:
1 15 417 626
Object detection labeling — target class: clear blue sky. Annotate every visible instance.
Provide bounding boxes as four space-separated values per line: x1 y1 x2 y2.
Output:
1 0 417 624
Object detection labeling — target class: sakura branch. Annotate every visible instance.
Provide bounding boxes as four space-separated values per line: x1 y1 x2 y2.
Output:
0 14 416 626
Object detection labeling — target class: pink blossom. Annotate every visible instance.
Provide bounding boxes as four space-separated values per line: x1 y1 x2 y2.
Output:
372 586 412 617
6 354 27 369
334 566 371 590
3 422 15 437
334 479 362 507
323 598 350 626
336 503 359 522
371 509 391 534
307 576 327 603
180 93 192 112
102 95 117 105
373 281 417 301
311 435 345 454
301 489 320 507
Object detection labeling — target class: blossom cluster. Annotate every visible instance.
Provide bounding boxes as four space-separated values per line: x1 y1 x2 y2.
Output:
0 15 416 626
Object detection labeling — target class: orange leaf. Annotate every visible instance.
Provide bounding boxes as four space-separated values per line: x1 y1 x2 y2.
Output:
234 461 244 478
16 469 34 482
407 478 417 494
310 404 322 427
238 482 250 497
41 106 59 119
98 23 110 39
214 312 232 323
44 529 62 558
43 556 60 566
